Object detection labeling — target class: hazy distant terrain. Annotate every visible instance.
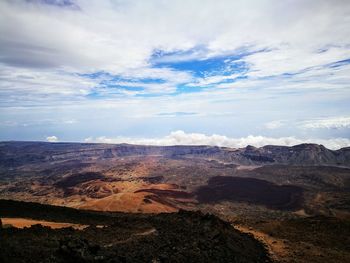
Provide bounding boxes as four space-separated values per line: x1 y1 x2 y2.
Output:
1 141 349 217
0 141 348 216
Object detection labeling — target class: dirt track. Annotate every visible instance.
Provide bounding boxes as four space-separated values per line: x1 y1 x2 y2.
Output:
1 217 88 230
234 225 289 262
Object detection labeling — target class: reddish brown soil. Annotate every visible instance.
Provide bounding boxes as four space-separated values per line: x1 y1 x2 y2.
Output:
135 189 194 199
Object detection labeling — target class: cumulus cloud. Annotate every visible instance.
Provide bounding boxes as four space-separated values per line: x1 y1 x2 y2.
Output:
300 116 350 129
85 130 350 150
46 135 58 142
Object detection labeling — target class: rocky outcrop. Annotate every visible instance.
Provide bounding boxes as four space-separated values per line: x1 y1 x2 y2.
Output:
233 143 350 166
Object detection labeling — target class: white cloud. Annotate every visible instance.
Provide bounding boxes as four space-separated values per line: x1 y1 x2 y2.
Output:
300 116 350 129
0 0 349 103
0 66 98 105
85 130 350 150
46 135 58 142
241 46 350 78
62 119 77 124
1 0 349 74
263 120 285 129
188 73 242 87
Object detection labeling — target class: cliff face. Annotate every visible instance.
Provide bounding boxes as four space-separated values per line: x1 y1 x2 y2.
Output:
234 143 350 166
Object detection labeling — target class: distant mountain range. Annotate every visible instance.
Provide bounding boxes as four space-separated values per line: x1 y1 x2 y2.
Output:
1 141 349 167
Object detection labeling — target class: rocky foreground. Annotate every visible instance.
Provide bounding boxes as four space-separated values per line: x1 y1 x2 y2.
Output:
0 199 270 263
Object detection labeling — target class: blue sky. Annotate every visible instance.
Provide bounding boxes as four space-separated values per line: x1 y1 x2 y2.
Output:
0 0 350 149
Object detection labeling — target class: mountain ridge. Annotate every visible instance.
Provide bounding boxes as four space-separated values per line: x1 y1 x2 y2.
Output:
1 141 349 167
1 140 349 150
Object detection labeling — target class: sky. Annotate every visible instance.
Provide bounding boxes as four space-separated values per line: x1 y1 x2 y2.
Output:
0 0 350 149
